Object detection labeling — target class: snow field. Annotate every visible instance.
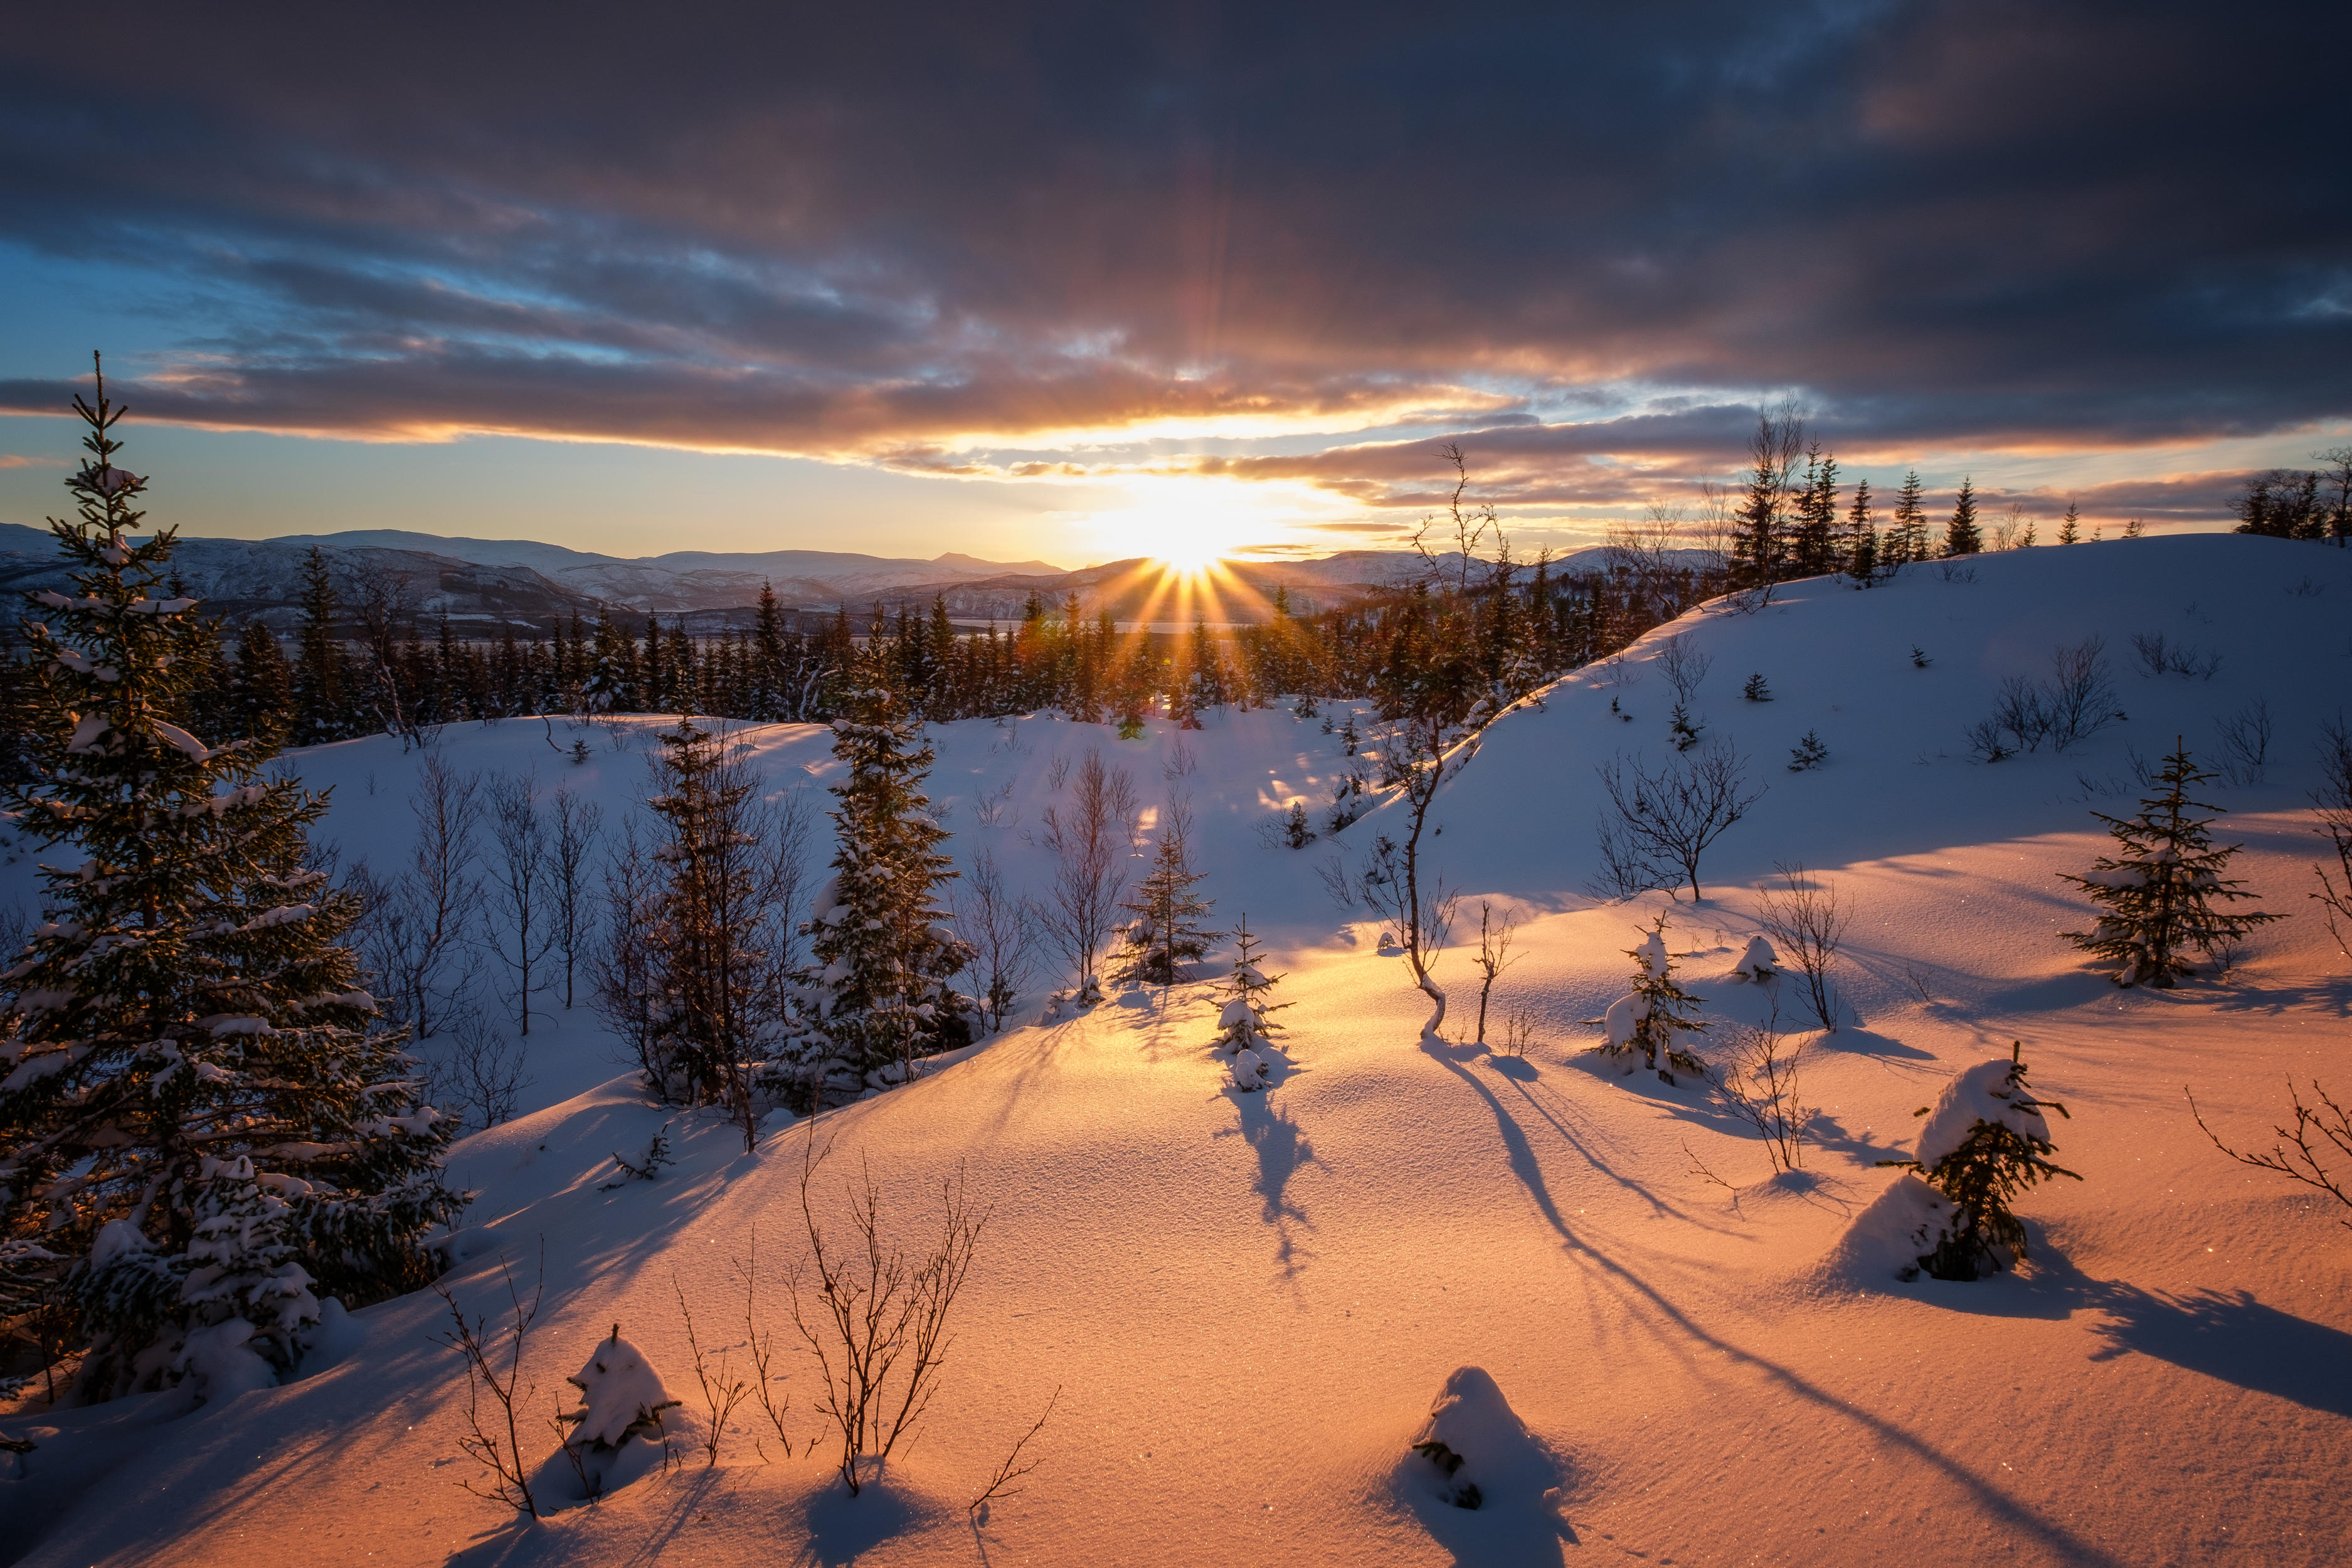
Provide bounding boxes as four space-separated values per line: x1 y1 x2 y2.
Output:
3 533 2350 1566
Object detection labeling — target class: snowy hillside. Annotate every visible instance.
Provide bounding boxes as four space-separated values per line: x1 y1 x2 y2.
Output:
4 534 2349 1567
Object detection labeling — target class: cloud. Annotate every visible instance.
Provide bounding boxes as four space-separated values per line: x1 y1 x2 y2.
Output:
0 0 2344 524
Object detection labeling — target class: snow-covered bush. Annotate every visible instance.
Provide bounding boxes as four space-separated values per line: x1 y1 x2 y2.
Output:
549 1327 679 1500
2058 741 2279 987
1599 917 1706 1084
1877 1043 2080 1280
1729 934 1777 982
1212 918 1288 1091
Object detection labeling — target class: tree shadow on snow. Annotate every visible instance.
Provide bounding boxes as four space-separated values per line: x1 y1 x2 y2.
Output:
1212 1081 1321 1280
1896 1242 2352 1419
797 1470 941 1567
1808 1025 1937 1062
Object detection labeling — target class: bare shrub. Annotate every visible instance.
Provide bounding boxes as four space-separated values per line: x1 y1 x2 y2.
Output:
970 776 1019 829
1964 717 2016 764
789 1142 988 1495
549 787 603 1010
2044 637 2117 753
1991 675 2051 752
2217 699 2274 787
1035 751 1140 988
358 756 484 1038
1469 902 1523 1046
959 847 1039 1032
1656 635 1713 704
1586 813 1672 900
1711 1003 1810 1173
969 1385 1061 1517
432 1249 546 1519
1495 1007 1540 1059
672 1271 748 1468
486 771 555 1035
2130 631 2223 681
435 1012 534 1131
1755 862 1850 1031
1595 740 1765 901
2190 1080 2352 1224
590 819 665 1085
2313 714 2352 964
1044 753 1071 793
731 1229 796 1461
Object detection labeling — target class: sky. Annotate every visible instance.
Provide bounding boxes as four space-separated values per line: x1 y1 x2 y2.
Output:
2 1 2345 568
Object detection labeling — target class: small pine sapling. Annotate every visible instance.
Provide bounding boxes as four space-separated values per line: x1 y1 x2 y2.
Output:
1910 645 1932 669
1670 702 1703 751
1740 672 1772 702
600 1124 675 1190
1878 1042 2080 1280
1788 731 1829 771
1283 800 1317 849
2058 740 2280 987
1600 916 1707 1084
1212 917 1289 1091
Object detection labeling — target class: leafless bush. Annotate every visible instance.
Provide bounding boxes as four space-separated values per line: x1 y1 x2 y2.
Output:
958 848 1039 1032
1163 736 1199 780
789 1142 988 1495
2313 715 2352 964
1035 751 1140 988
487 771 556 1035
2130 630 2224 681
731 1229 796 1461
1711 1003 1810 1173
432 1249 546 1519
672 1272 748 1468
1595 741 1765 901
2190 1080 2352 1224
1991 675 2052 752
970 776 1019 829
433 1012 534 1131
1322 822 1463 1037
1964 717 2016 764
2044 636 2117 753
1470 902 1523 1046
1044 753 1071 793
1755 862 1850 1031
549 787 603 1010
1585 813 1671 901
2217 699 2274 787
969 1385 1061 1517
590 819 664 1086
357 756 485 1038
1495 1007 1539 1059
1656 635 1714 706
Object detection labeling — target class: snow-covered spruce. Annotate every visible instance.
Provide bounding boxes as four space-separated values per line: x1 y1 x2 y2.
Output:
546 1326 679 1502
1877 1042 2080 1281
1730 934 1778 982
1212 917 1288 1091
0 370 460 1403
1598 916 1707 1084
2057 740 2279 987
784 687 975 1108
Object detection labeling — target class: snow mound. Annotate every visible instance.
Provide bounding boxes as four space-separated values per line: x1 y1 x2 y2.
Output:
1816 1174 1955 1287
1395 1367 1569 1558
1731 935 1777 980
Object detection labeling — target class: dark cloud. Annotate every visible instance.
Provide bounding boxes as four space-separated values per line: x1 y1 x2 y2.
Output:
1 0 2344 517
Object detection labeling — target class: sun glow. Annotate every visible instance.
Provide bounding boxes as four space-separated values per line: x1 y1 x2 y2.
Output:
1097 494 1257 575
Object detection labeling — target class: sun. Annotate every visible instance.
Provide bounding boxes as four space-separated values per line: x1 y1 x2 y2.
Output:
1096 494 1253 575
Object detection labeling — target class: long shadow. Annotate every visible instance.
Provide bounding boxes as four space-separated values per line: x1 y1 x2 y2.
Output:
1426 1043 2131 1568
1214 1081 1321 1281
1484 1054 1747 1236
1893 1242 2352 1420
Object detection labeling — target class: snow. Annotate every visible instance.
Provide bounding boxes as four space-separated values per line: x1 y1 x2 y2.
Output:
1732 932 1778 978
1914 1054 2055 1168
3 535 2351 1565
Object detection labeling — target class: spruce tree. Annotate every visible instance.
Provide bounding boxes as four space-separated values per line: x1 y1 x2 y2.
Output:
1602 916 1705 1083
1879 1042 2079 1281
1890 469 1927 564
1943 477 1982 557
292 547 347 743
1212 916 1287 1090
1844 478 1877 585
2058 741 2279 987
1116 808 1219 987
788 687 974 1106
0 361 460 1402
230 620 294 744
2058 501 2082 545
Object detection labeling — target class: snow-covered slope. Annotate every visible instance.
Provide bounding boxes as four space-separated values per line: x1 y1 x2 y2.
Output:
4 534 2349 1568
